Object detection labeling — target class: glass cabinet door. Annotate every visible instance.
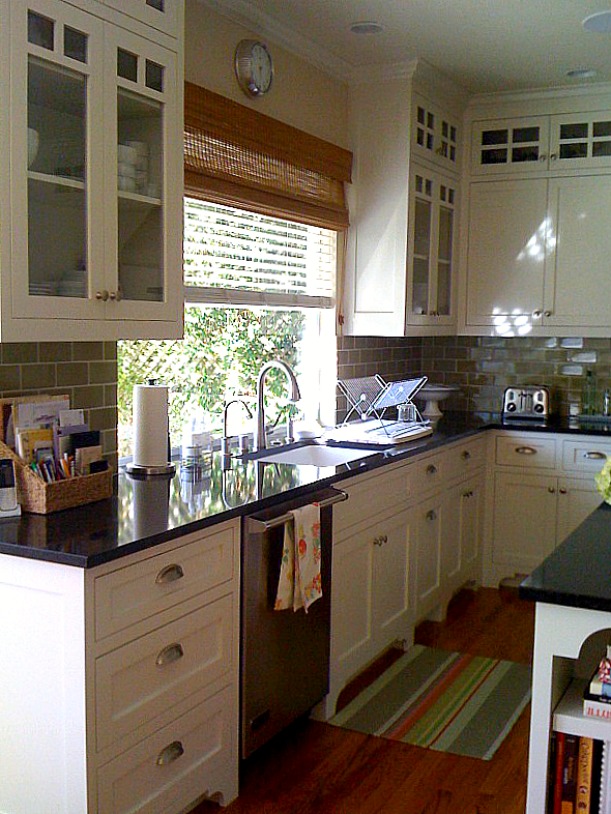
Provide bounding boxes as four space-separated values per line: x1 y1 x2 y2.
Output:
408 166 457 325
11 1 105 320
106 27 180 324
411 173 433 317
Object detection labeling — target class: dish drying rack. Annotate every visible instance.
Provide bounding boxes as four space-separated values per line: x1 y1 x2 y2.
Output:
326 375 432 445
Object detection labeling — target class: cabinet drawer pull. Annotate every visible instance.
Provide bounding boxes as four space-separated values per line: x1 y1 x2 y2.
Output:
532 310 542 318
426 464 438 475
156 642 184 667
515 446 537 455
583 451 606 460
95 289 109 301
548 486 555 494
426 509 437 521
559 488 567 495
155 563 185 584
461 450 471 461
462 490 473 499
156 740 184 766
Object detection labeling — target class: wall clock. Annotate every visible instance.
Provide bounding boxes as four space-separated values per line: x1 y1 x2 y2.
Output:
234 39 273 97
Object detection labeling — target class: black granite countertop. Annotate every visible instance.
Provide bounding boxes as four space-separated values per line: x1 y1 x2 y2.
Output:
520 503 611 612
1 411 610 569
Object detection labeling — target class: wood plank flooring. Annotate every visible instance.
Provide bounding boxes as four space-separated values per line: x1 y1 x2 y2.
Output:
192 587 535 814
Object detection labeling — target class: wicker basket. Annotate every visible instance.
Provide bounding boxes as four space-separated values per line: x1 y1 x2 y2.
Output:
0 438 113 514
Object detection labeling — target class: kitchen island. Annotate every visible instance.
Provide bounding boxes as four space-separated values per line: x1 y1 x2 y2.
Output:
520 504 611 814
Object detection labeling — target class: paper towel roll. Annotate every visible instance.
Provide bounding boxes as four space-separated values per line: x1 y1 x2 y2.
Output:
132 383 170 468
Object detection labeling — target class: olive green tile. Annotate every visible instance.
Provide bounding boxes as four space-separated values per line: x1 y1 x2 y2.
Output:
21 364 56 390
2 343 38 364
89 361 119 384
57 362 89 387
72 342 105 361
39 343 72 363
104 342 118 361
104 384 118 406
0 366 21 391
72 385 105 409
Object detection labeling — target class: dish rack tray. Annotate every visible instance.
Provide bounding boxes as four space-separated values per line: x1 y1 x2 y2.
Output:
337 375 429 423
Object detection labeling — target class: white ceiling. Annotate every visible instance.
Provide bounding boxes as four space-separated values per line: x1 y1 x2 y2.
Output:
205 0 611 94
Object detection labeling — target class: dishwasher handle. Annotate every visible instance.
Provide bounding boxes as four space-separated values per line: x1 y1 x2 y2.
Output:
246 488 348 533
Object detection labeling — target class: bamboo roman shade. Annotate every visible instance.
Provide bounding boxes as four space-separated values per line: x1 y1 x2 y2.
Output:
184 82 353 230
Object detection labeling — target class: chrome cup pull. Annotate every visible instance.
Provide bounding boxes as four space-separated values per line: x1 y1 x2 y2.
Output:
156 642 184 667
155 563 185 584
156 740 184 766
515 446 537 455
584 451 606 460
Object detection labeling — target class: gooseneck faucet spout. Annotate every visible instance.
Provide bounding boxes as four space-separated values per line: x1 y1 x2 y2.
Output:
254 360 301 451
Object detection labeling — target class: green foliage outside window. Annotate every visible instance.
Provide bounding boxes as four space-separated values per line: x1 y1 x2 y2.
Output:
117 306 305 459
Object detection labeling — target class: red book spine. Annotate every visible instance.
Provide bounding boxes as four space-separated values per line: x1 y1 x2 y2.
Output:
554 732 566 814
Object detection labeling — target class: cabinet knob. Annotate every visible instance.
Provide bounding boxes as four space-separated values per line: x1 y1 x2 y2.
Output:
543 310 552 317
548 486 556 494
532 309 542 318
549 153 558 161
155 563 185 584
156 642 185 667
539 155 547 162
461 450 471 461
380 534 388 544
426 464 438 475
559 488 568 495
156 740 185 766
462 490 473 498
109 290 123 301
426 509 437 521
95 290 109 301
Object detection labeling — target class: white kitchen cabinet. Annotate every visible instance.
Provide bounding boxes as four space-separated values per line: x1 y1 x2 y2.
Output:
0 0 184 342
407 163 458 327
325 489 413 718
471 111 611 175
411 92 461 174
484 432 610 586
463 173 611 333
0 519 239 814
413 492 445 620
343 62 467 337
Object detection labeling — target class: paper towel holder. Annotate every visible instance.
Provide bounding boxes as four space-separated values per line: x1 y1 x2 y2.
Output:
125 379 176 477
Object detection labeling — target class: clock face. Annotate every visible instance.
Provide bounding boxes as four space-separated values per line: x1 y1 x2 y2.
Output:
235 40 273 97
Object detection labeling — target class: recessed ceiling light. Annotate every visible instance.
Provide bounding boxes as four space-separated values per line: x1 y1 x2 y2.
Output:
349 21 384 35
583 11 611 33
566 68 598 79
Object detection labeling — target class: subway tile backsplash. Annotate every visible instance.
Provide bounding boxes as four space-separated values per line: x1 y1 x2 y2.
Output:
0 342 118 469
337 335 611 417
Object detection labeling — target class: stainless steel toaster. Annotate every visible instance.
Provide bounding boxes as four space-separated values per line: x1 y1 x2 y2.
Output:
502 386 550 419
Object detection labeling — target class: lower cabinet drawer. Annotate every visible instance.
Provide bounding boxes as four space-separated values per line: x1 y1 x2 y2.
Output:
95 593 234 752
96 686 235 814
495 435 556 469
562 438 611 473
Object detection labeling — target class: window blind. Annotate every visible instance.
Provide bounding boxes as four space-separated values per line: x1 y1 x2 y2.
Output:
184 198 336 309
184 82 352 231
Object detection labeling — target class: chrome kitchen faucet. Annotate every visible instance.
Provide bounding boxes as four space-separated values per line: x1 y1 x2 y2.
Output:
254 360 301 451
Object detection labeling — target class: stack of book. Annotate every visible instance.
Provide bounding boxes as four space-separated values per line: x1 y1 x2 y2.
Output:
548 733 602 813
584 648 611 721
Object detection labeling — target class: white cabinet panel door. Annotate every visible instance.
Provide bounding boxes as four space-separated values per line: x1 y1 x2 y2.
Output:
545 175 611 328
465 178 549 327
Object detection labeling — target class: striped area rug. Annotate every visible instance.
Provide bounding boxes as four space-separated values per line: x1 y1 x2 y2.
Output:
328 645 532 760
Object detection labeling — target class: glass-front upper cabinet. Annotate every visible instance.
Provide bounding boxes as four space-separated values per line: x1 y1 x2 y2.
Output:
3 0 183 341
470 117 550 175
407 164 457 328
105 25 181 328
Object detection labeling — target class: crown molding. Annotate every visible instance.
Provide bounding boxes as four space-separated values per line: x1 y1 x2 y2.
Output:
195 0 352 81
468 80 611 108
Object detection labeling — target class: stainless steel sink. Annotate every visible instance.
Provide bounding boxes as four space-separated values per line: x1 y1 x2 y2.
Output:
252 444 378 467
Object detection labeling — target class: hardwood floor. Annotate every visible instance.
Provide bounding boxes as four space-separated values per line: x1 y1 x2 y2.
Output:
192 587 535 814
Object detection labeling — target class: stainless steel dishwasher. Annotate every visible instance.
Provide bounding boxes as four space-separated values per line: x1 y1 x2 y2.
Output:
241 487 347 758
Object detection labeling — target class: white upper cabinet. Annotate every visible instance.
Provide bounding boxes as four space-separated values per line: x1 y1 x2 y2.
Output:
461 92 611 336
343 62 467 337
103 0 182 37
407 163 458 327
1 0 184 342
471 111 611 175
411 92 461 175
